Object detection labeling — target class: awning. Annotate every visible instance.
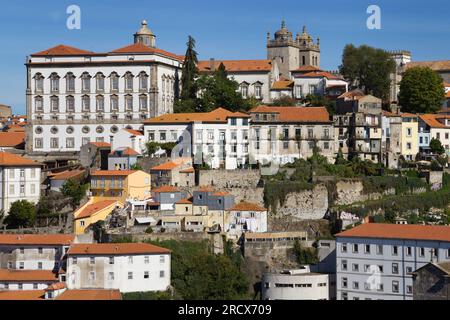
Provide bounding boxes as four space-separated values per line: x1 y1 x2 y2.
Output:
135 217 156 224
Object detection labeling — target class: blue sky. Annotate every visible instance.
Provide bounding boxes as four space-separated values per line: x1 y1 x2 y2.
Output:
1 0 449 114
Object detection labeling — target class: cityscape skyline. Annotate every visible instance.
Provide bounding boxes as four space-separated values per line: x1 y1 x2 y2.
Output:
0 0 449 113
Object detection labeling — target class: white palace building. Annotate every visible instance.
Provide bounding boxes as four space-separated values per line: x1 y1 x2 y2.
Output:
26 21 183 153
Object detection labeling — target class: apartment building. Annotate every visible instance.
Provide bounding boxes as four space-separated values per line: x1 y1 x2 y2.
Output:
149 157 193 187
249 106 335 164
419 114 450 156
334 90 383 162
26 21 182 153
66 243 171 293
225 201 268 240
290 68 348 100
90 170 151 202
0 269 59 291
143 107 251 170
73 198 123 235
336 223 450 300
0 151 42 215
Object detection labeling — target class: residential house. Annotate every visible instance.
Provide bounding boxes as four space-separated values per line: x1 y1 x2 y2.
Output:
111 128 146 155
334 90 383 163
149 157 194 187
197 59 279 104
90 170 151 202
73 198 123 235
0 150 42 214
291 69 348 100
108 147 140 170
336 223 450 300
79 141 111 170
419 114 450 157
270 79 294 101
151 185 187 211
249 106 335 164
66 243 171 293
0 269 59 291
412 262 450 300
0 132 25 150
225 201 268 240
49 169 85 192
143 107 251 170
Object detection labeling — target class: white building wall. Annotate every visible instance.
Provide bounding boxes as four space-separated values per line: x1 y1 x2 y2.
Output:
336 237 450 300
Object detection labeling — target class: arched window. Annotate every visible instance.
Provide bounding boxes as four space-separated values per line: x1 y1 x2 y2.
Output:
110 94 119 112
96 73 105 92
81 72 91 92
124 72 134 91
110 72 119 92
50 96 59 112
139 94 148 111
96 95 104 112
139 72 148 91
66 96 75 112
66 72 76 92
34 96 43 112
82 95 90 112
34 73 44 93
50 73 60 92
240 83 249 99
125 94 133 111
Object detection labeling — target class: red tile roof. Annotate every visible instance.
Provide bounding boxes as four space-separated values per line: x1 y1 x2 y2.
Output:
0 234 75 245
406 60 450 71
271 80 294 90
150 158 190 171
144 107 250 124
67 243 170 255
0 151 41 167
227 201 267 212
298 71 341 80
176 197 193 204
110 147 140 156
197 186 215 192
212 191 230 196
110 43 182 61
336 223 450 242
179 167 194 174
198 60 272 72
45 282 66 291
50 169 85 181
91 170 136 176
419 114 450 129
124 129 144 136
250 106 331 123
75 200 119 220
152 185 180 193
0 290 45 300
0 269 58 282
31 44 96 56
0 132 25 148
89 142 111 148
291 65 322 72
56 289 122 300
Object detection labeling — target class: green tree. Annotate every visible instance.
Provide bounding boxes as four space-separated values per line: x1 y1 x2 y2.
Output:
60 179 89 208
339 44 396 101
430 138 445 155
270 95 298 106
4 200 36 228
180 36 198 101
145 141 160 156
292 240 319 265
335 147 347 165
398 67 445 114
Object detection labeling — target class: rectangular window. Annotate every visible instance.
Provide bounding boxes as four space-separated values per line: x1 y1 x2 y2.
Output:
231 118 237 126
148 131 155 141
342 244 348 253
128 272 133 280
376 245 383 255
128 256 133 264
364 244 371 254
419 247 425 257
160 132 166 141
352 263 359 272
392 246 398 255
341 277 348 288
144 256 150 264
392 263 399 274
159 270 165 278
90 257 95 265
72 257 77 264
33 283 38 290
353 282 359 290
353 244 359 253
160 255 165 263
66 138 75 148
19 262 24 269
341 260 347 271
392 281 399 293
144 271 149 279
109 257 114 265
50 138 59 149
108 272 114 281
38 262 43 270
406 247 412 256
406 285 413 294
89 272 95 281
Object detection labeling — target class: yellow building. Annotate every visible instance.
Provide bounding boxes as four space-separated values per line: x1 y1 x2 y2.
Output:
73 197 123 234
400 113 419 161
90 170 151 202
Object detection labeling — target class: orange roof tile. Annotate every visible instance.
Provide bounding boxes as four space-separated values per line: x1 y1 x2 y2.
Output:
150 158 190 171
228 201 267 212
152 185 180 193
406 60 450 71
0 269 58 282
250 106 331 123
67 243 170 255
110 43 182 61
336 223 450 242
123 129 144 136
0 290 45 300
143 107 250 124
110 147 140 156
271 80 294 90
212 191 230 196
0 234 75 245
5 124 26 132
56 289 122 300
198 60 272 72
31 44 96 56
45 282 66 291
75 200 118 220
338 89 365 100
419 114 450 129
0 151 41 167
197 186 215 192
91 170 136 176
291 65 322 72
179 167 194 174
0 132 25 148
89 142 111 148
176 197 193 204
295 71 341 80
50 169 85 181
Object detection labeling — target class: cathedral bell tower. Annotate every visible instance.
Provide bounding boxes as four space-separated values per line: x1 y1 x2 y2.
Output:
134 20 156 48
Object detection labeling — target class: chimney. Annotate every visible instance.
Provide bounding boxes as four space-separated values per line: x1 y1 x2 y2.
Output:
210 58 216 72
110 135 114 149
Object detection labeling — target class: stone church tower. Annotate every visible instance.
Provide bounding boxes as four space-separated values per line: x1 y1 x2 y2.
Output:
267 21 321 79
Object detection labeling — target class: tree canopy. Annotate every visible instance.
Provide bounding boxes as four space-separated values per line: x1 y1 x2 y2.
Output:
398 66 445 114
4 200 36 229
60 179 89 208
180 36 198 101
339 44 396 101
430 138 445 155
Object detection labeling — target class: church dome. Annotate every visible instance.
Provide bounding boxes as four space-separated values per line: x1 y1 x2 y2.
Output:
134 20 156 48
135 20 154 36
274 20 292 41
